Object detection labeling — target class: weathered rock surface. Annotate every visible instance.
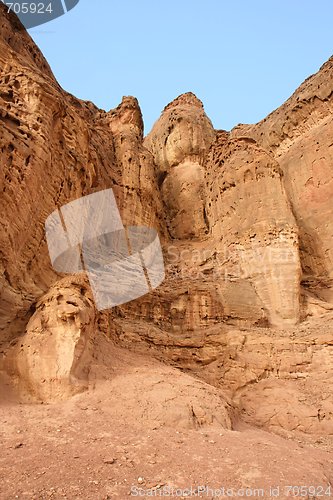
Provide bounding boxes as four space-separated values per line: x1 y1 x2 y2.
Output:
144 93 215 239
0 5 165 346
231 57 333 303
205 137 301 327
0 2 333 464
3 275 97 401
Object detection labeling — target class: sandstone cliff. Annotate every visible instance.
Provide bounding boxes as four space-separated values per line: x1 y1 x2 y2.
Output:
0 2 333 449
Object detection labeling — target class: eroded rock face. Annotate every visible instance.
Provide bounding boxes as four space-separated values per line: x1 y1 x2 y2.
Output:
205 137 301 327
110 313 333 435
0 4 164 345
0 4 333 442
3 276 97 401
144 93 215 239
231 57 333 302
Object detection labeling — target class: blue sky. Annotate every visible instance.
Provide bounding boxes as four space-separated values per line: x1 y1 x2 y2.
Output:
30 0 333 134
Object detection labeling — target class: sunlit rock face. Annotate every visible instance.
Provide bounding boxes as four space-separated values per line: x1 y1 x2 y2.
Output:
144 93 302 328
205 137 301 327
144 93 215 239
3 276 97 402
1 4 333 440
231 56 333 303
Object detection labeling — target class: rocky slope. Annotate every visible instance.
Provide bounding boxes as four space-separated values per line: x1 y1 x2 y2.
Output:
0 4 333 494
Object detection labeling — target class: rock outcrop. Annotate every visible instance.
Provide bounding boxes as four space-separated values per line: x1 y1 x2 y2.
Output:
3 275 97 401
144 93 215 239
231 57 333 304
0 3 333 447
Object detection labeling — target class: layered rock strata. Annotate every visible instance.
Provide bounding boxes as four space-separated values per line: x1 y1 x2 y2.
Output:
0 4 333 439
